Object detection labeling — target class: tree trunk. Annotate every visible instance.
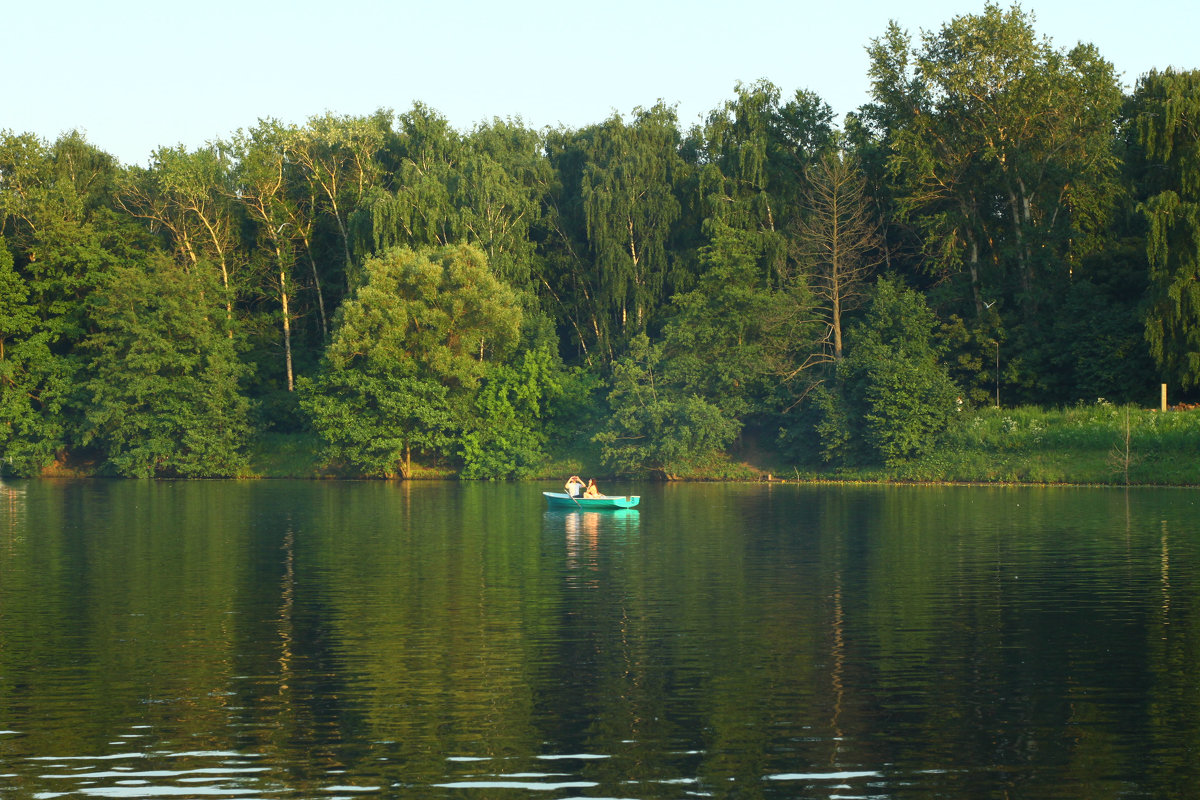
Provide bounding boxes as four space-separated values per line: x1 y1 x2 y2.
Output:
276 244 294 393
299 229 328 340
968 234 983 317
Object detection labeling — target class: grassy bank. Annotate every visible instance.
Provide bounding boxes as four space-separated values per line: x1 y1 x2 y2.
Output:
774 404 1200 486
234 404 1200 485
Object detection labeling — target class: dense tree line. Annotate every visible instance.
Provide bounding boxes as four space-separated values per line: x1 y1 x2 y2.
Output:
2 4 1197 478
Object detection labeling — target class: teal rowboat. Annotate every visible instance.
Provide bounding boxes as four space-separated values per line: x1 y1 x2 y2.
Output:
543 491 640 510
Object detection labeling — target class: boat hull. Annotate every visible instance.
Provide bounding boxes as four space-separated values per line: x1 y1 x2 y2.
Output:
543 491 640 509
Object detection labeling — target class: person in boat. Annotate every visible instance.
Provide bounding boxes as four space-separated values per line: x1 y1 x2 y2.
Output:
583 479 603 498
565 475 585 497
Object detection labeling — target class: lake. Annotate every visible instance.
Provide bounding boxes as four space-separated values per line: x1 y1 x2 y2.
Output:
1 479 1198 799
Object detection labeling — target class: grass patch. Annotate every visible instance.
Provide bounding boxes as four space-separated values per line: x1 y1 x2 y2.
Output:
241 403 1200 485
876 403 1200 485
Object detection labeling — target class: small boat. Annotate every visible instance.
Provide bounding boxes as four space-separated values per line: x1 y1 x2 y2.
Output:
543 491 640 510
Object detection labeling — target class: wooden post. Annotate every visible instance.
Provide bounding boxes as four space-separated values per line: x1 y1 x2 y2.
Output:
1162 383 1168 412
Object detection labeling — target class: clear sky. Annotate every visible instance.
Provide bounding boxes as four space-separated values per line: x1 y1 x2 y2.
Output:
5 0 1197 166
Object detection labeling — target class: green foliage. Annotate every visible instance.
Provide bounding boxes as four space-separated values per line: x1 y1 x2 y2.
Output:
859 354 960 465
1 32 1194 480
821 277 960 466
299 370 450 477
861 3 1124 393
81 254 251 477
581 104 684 348
355 109 548 292
1128 69 1200 387
692 80 811 285
939 313 1000 408
594 334 740 477
661 221 783 419
877 403 1200 485
458 353 558 480
810 383 854 465
0 236 74 475
458 319 566 479
301 243 522 476
0 132 132 475
1039 246 1156 403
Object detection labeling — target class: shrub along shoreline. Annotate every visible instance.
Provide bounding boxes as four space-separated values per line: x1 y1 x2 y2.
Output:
24 404 1198 486
223 403 1200 486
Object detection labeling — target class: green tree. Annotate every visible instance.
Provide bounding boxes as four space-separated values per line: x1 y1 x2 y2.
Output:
594 333 740 478
454 119 549 290
458 323 564 479
354 110 548 291
300 243 522 477
821 277 960 466
80 253 251 477
356 103 460 258
693 80 786 283
661 222 785 421
536 125 604 364
690 81 837 287
289 111 388 290
0 131 130 473
116 143 241 326
0 235 70 475
1128 69 1200 388
232 127 303 393
862 4 1123 319
580 104 683 352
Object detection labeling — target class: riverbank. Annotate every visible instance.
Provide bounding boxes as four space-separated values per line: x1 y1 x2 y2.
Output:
236 404 1200 486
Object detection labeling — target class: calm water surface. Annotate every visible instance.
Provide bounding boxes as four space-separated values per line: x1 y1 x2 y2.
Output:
1 480 1198 799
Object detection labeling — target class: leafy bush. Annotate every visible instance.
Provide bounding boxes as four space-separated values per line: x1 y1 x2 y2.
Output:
595 334 740 477
819 277 960 466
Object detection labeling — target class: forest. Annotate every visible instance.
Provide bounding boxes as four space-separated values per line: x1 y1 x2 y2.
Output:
2 4 1199 479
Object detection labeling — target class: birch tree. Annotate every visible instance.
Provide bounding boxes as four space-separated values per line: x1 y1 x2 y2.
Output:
116 144 240 327
580 103 683 351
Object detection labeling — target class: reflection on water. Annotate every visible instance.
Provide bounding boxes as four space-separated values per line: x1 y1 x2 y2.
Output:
2 481 1200 798
0 478 24 543
553 508 640 588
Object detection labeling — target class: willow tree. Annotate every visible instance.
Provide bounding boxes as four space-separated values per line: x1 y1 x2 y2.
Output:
698 81 779 233
455 119 549 290
580 103 683 354
354 109 546 291
692 81 837 287
358 103 460 257
1129 69 1200 387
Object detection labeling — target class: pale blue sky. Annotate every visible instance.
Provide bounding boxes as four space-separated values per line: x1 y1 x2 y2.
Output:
5 0 1196 165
